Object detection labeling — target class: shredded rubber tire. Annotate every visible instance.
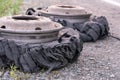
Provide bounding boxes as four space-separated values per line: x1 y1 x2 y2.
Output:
26 8 110 42
53 16 110 42
0 28 83 73
26 8 36 15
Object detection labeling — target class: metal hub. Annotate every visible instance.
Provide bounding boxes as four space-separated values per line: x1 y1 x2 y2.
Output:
42 5 90 16
0 15 63 44
40 5 92 26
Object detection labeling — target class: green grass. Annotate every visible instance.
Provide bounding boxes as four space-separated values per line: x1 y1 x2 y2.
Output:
0 0 22 17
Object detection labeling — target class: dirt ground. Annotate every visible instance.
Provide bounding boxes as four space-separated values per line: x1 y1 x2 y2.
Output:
1 0 120 80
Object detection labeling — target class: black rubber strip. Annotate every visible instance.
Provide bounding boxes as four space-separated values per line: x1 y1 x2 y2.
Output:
2 39 13 60
8 41 20 67
86 29 99 41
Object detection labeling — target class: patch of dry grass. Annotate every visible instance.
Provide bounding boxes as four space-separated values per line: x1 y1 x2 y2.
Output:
0 0 22 17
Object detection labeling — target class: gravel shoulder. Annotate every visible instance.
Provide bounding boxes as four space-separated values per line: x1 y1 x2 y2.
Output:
1 0 120 80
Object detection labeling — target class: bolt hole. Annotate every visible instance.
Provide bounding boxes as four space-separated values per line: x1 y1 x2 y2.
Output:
35 27 42 30
65 12 69 14
1 25 6 29
37 7 42 10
